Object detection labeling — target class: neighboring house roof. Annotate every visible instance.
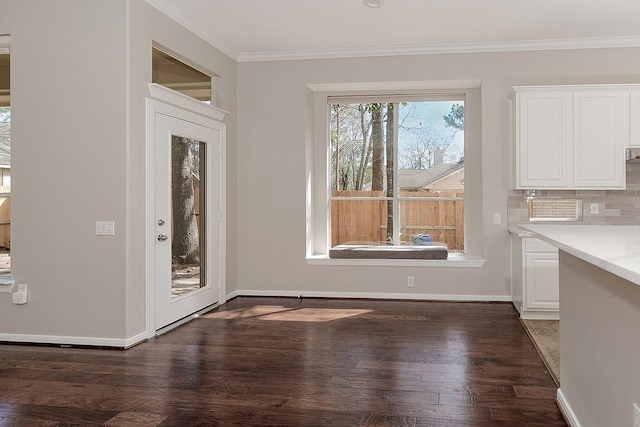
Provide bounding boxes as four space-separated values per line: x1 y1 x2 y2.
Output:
399 162 464 190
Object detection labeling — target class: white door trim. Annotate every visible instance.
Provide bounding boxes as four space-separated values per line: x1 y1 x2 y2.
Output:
145 84 227 338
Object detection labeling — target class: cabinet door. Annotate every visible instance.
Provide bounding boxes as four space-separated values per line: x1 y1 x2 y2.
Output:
516 92 571 188
573 91 628 189
524 252 559 311
630 91 640 147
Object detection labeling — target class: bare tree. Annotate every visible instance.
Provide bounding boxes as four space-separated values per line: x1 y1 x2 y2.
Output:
331 104 373 191
385 103 395 242
399 134 454 169
171 137 200 265
370 104 384 191
0 107 9 151
355 104 372 191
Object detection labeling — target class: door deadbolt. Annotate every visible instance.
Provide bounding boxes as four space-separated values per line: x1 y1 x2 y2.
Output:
157 219 165 226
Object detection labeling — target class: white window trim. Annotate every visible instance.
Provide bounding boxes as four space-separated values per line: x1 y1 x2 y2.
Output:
0 35 9 284
305 80 485 267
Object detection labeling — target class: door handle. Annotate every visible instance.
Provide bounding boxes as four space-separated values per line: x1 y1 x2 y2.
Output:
157 234 168 242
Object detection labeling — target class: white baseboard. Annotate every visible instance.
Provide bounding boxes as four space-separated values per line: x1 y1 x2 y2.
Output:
520 311 560 320
233 289 512 302
557 388 581 427
224 289 239 301
0 331 148 349
0 292 510 348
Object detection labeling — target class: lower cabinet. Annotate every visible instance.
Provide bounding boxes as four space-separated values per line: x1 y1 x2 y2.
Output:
511 234 559 319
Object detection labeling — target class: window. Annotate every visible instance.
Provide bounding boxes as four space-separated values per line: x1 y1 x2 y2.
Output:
152 45 214 104
329 99 465 252
306 81 484 265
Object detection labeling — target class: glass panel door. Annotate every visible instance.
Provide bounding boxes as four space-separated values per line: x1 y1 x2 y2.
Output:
154 111 221 331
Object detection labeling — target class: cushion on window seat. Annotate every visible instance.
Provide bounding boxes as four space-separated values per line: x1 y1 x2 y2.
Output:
329 244 448 260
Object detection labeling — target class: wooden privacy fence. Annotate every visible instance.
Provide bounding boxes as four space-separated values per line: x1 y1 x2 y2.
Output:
331 191 464 252
0 194 9 248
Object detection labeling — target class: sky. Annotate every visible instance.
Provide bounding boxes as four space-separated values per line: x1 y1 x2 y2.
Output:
397 101 464 165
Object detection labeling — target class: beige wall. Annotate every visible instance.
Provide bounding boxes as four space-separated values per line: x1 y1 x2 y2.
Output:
0 0 237 343
1 0 640 342
236 48 640 298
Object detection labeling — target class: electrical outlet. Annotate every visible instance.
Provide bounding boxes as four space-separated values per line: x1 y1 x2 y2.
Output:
17 284 27 293
633 403 640 427
407 276 414 287
590 203 599 215
12 291 27 305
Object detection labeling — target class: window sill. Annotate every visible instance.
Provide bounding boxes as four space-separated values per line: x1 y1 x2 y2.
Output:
306 253 485 267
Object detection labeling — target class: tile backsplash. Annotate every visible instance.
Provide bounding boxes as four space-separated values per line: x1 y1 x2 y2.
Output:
529 198 582 222
508 163 640 225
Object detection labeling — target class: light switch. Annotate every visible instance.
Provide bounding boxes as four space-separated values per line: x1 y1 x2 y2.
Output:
96 221 115 236
493 213 501 225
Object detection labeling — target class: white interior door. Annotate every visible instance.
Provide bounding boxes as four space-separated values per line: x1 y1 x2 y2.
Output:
153 110 222 331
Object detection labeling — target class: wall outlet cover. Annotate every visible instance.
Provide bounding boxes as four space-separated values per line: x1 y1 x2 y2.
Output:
12 291 27 304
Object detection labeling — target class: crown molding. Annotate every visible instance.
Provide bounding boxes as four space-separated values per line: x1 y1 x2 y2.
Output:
238 35 640 62
145 0 239 61
143 2 640 63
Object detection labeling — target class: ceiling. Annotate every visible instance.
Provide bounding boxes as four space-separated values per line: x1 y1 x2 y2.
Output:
146 0 640 62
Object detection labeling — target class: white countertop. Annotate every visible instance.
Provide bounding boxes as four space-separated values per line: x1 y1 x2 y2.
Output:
512 224 640 286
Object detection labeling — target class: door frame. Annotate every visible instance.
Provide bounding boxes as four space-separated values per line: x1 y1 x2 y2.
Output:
145 83 228 338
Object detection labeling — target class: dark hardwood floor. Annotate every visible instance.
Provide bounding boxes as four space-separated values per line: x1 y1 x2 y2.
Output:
0 297 567 426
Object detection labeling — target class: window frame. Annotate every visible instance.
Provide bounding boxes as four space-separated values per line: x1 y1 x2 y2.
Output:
328 97 465 250
305 80 485 267
0 35 10 289
151 42 218 105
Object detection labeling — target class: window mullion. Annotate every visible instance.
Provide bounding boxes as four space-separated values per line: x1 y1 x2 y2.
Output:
392 103 400 245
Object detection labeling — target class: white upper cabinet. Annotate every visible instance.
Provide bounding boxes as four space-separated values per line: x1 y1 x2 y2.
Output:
515 85 632 190
573 91 628 188
516 91 571 188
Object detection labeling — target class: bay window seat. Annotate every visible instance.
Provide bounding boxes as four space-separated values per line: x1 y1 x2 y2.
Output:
329 244 448 260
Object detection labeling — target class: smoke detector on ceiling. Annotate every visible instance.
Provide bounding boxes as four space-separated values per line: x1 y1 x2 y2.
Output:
363 0 384 8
